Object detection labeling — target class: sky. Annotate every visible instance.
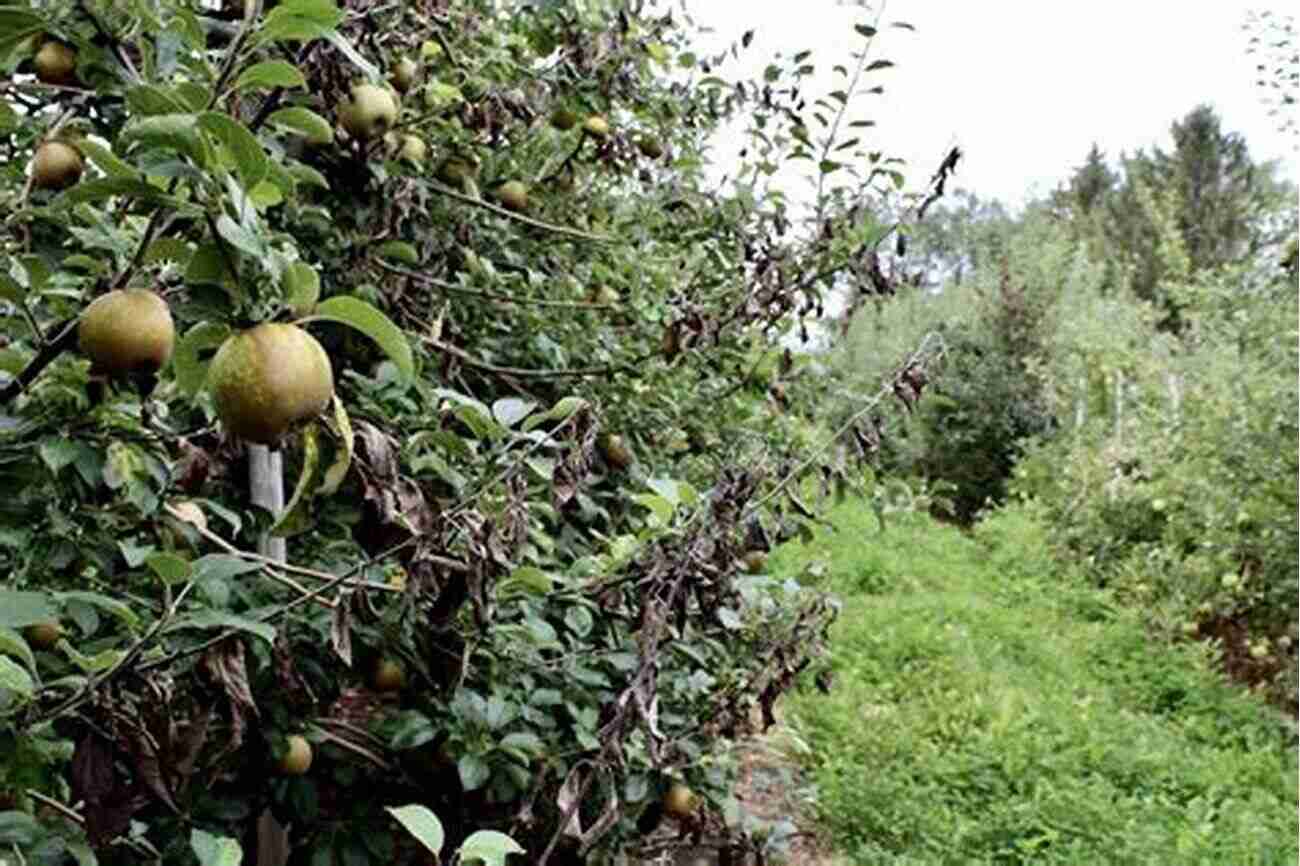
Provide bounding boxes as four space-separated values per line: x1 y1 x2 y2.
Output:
680 0 1299 211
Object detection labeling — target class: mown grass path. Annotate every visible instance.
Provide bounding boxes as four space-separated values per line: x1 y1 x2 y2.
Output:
773 504 1297 865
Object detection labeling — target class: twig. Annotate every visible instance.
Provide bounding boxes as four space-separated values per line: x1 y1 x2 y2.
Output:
77 0 141 84
36 577 199 723
423 335 645 379
744 330 944 516
814 1 887 226
0 317 78 406
311 725 392 771
165 503 337 609
169 502 472 596
375 260 619 309
426 180 620 243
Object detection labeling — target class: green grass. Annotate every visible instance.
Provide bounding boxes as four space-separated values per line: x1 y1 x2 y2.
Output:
774 502 1298 865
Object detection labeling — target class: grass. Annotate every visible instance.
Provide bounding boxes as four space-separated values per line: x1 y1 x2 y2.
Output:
772 502 1298 865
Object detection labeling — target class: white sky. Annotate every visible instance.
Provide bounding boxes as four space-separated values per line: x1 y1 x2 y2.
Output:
681 0 1299 210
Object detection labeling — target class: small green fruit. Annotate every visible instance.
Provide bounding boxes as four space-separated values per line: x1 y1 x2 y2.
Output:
33 39 77 86
663 783 696 818
78 289 175 376
278 735 313 775
600 434 633 470
399 135 427 165
550 108 578 131
636 135 664 159
389 57 419 94
584 115 610 138
337 83 399 141
496 180 529 212
31 140 83 190
207 323 334 445
742 551 767 574
437 156 478 186
25 622 62 649
372 657 406 692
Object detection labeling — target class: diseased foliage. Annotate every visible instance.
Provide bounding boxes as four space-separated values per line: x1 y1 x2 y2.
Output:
0 2 941 864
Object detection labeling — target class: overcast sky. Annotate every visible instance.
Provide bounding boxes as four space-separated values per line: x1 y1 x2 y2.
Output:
681 1 1299 210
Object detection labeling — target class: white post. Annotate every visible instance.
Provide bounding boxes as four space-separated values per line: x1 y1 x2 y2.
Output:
248 444 286 562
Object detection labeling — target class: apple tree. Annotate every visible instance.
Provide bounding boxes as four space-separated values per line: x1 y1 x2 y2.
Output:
0 1 942 863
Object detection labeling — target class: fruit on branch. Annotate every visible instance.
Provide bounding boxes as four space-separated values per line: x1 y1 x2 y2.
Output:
589 285 620 306
207 323 334 445
550 108 578 131
437 155 478 187
278 735 313 775
33 39 77 86
78 289 175 376
663 783 697 818
399 134 427 165
30 141 83 190
600 434 634 470
584 115 610 138
24 622 62 649
389 57 419 93
371 656 406 692
636 135 664 159
337 83 399 141
742 551 767 574
495 180 529 212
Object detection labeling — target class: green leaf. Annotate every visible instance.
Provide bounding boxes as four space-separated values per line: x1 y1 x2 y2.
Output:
192 555 262 582
255 0 345 45
645 477 681 507
0 9 43 54
266 107 334 143
270 421 322 537
0 626 36 674
235 60 307 91
319 394 354 495
175 322 231 396
308 296 414 380
143 237 195 267
283 261 321 315
385 804 444 856
522 396 588 431
120 113 208 165
127 84 193 116
0 808 41 846
374 241 419 265
854 24 878 38
497 731 543 756
53 592 140 628
492 398 536 428
458 830 525 866
199 111 268 189
500 566 552 596
632 493 674 524
215 213 271 261
0 591 56 629
0 654 34 698
52 178 192 211
147 552 192 584
454 402 504 441
186 243 240 296
457 754 491 792
164 611 275 645
74 139 140 180
191 829 243 866
866 59 894 71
